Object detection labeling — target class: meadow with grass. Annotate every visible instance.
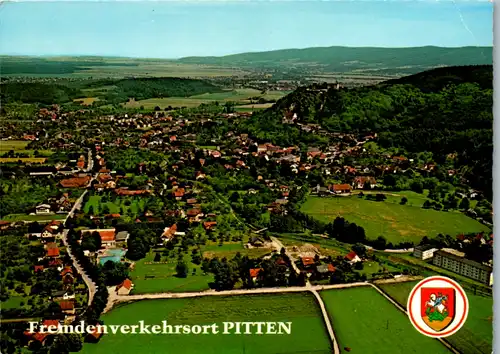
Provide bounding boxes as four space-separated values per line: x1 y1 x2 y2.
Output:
300 195 490 244
123 88 289 110
83 195 149 220
378 281 493 354
83 293 332 354
129 240 272 294
321 286 450 354
128 250 213 294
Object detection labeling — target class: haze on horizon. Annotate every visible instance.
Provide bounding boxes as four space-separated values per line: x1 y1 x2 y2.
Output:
0 0 493 59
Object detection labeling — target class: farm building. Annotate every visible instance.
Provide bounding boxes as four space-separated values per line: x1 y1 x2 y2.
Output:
116 279 134 295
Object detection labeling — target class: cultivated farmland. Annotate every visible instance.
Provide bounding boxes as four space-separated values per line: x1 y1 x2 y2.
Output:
321 286 450 354
123 88 289 110
379 281 493 354
300 196 490 243
83 293 332 354
0 140 53 156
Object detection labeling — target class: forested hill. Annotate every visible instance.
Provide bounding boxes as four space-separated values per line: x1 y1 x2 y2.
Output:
0 77 223 105
240 65 493 198
380 65 493 92
179 46 492 75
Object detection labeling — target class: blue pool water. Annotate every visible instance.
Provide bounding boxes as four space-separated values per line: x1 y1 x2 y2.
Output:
99 248 126 265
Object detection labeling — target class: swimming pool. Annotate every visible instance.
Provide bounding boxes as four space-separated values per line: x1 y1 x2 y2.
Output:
99 248 126 265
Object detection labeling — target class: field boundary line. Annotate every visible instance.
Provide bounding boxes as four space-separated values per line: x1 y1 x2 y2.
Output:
369 283 461 354
311 289 341 354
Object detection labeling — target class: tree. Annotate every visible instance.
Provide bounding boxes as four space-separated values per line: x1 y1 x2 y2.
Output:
372 236 387 250
154 253 161 262
354 262 364 270
101 204 110 215
176 259 188 278
352 243 366 258
459 197 470 210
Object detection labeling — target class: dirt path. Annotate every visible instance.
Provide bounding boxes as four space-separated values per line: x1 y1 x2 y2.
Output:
311 289 340 354
270 236 301 275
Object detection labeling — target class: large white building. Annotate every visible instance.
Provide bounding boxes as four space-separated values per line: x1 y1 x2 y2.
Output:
413 245 438 260
433 250 493 286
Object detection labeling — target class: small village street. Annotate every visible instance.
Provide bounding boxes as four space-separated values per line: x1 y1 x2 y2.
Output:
62 149 99 307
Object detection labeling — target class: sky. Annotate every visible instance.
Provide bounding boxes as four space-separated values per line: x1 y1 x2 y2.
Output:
0 0 493 58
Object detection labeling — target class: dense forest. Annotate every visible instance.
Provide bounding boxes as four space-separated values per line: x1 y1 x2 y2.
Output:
0 82 82 105
0 77 223 105
242 65 493 198
102 78 223 104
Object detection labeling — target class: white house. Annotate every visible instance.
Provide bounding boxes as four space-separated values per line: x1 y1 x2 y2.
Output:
413 245 438 260
35 204 53 215
345 251 362 264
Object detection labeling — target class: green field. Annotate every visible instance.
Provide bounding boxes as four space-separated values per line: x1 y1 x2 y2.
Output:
130 241 271 294
301 196 490 243
201 241 272 260
1 57 249 79
0 140 30 151
123 88 288 110
129 251 213 294
0 296 27 309
378 281 493 354
321 286 449 354
82 293 332 354
2 213 67 222
83 195 148 219
0 140 53 157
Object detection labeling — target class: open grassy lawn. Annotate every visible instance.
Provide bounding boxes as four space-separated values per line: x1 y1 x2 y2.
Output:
201 241 272 260
3 213 67 222
129 251 213 294
130 241 272 294
321 287 449 354
0 140 29 151
82 293 331 354
73 97 99 105
0 296 27 309
359 190 430 207
301 196 490 244
276 232 351 257
378 281 493 354
83 195 148 218
0 140 53 157
0 157 47 164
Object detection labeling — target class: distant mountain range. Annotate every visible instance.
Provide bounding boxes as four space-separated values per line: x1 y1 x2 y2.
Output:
0 46 492 78
178 46 492 75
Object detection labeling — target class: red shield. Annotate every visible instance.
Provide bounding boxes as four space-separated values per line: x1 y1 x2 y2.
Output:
420 287 456 332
